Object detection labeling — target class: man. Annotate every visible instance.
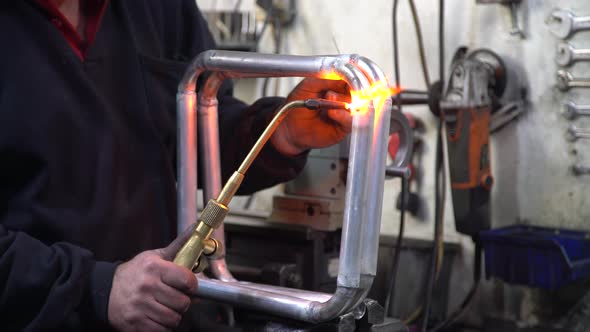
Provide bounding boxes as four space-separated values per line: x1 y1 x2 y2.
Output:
0 0 352 331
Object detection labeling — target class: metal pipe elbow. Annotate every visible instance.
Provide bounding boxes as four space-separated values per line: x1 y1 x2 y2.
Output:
307 276 372 323
179 49 218 93
307 287 360 323
354 56 413 169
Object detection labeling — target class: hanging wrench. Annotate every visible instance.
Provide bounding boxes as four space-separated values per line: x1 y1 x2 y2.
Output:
572 164 590 176
555 43 590 66
556 70 590 91
567 125 590 142
562 101 590 120
548 9 590 39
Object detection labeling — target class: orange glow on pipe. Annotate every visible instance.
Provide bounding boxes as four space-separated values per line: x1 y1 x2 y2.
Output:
346 81 401 115
319 70 401 115
320 70 344 81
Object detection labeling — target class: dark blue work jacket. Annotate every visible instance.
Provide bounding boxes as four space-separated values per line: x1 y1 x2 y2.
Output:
0 1 306 330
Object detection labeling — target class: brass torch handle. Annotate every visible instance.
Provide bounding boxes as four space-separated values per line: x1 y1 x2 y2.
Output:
173 199 228 269
173 222 213 269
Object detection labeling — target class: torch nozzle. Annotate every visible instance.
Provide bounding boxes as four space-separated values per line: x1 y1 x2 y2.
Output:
303 99 349 111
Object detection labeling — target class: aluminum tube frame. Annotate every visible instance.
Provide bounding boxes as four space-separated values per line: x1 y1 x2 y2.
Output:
351 56 388 277
177 50 410 322
179 51 356 93
229 282 333 303
197 63 373 289
194 278 372 323
195 278 313 321
197 67 347 282
197 72 368 307
201 56 414 282
352 57 414 277
177 92 198 233
197 72 236 282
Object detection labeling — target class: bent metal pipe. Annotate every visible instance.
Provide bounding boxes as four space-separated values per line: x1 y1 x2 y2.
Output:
176 50 413 323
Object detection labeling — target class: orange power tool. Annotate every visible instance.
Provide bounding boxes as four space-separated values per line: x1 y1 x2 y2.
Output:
439 48 506 236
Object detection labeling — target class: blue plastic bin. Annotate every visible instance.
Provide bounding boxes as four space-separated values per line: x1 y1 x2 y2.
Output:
480 225 590 290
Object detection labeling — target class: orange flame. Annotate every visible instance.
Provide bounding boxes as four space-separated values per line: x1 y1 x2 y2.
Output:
319 70 401 115
347 81 401 115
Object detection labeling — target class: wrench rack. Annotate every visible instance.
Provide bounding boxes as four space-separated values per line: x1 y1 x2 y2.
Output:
549 8 590 175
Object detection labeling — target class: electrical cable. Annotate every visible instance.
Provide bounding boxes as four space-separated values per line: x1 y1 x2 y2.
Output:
438 0 445 87
383 0 404 317
261 8 283 97
246 2 276 209
418 0 445 330
428 241 482 332
380 0 443 326
419 120 444 332
403 126 446 326
272 14 283 95
386 0 441 319
261 77 271 97
401 89 429 95
385 176 408 314
231 0 244 38
255 3 273 44
408 0 446 287
416 1 482 329
408 0 431 88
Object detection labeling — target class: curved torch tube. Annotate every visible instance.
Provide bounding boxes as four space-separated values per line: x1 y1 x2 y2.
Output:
174 100 309 270
176 50 413 323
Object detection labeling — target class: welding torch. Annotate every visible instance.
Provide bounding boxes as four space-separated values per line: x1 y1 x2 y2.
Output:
173 99 349 271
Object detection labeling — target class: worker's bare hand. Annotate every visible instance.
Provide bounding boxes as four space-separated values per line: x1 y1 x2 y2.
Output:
272 78 352 156
108 225 198 332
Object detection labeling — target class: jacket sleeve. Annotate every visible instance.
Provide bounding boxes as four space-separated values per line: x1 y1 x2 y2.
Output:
0 223 116 330
0 152 115 330
178 0 309 194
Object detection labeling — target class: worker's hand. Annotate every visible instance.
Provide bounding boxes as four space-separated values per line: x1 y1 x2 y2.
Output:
271 78 352 156
108 225 198 332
